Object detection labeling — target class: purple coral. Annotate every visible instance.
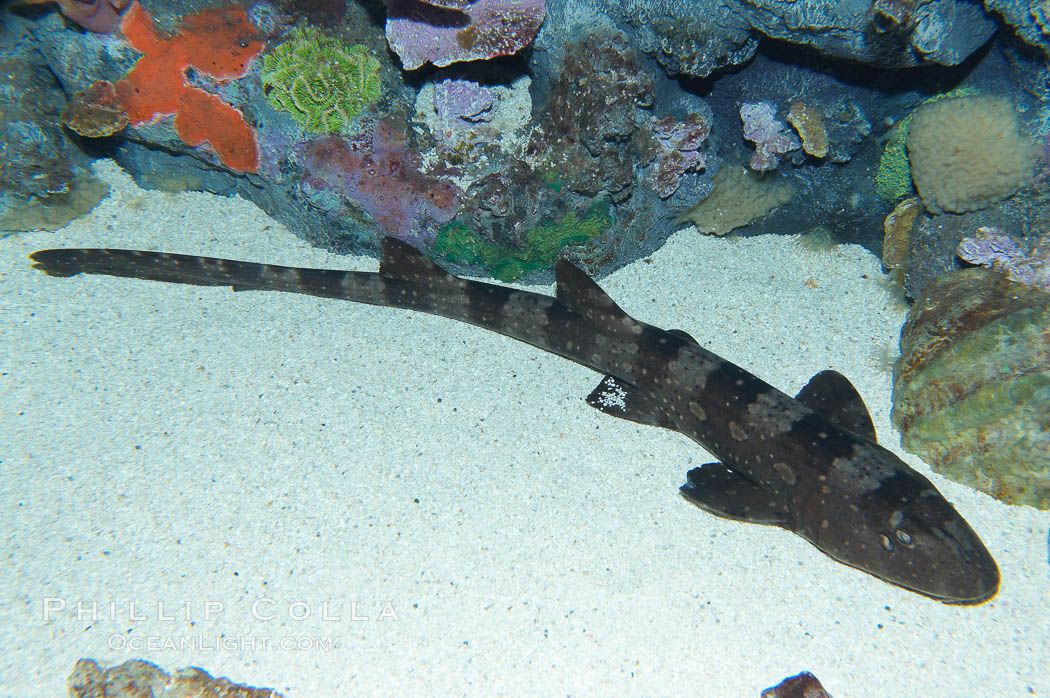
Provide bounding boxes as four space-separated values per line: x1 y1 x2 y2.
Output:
433 78 498 147
740 102 800 171
301 120 463 243
646 114 709 198
19 0 131 33
957 227 1050 291
384 0 545 70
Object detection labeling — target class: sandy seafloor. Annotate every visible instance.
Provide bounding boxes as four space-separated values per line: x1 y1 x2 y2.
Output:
2 159 1048 697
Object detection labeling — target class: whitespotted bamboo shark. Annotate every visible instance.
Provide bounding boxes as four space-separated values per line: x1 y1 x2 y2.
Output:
30 237 1000 603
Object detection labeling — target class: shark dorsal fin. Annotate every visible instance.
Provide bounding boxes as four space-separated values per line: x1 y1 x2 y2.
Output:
795 369 877 442
380 237 454 285
667 328 700 345
555 259 629 321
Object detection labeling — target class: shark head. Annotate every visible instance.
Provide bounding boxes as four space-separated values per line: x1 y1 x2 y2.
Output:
809 465 1000 604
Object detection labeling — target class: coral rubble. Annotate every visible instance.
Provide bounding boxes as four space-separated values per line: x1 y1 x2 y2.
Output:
68 658 284 698
761 671 833 698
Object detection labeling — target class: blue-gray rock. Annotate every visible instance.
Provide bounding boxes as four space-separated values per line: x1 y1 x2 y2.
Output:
590 0 997 76
739 0 997 69
0 14 108 233
984 0 1050 55
623 0 757 78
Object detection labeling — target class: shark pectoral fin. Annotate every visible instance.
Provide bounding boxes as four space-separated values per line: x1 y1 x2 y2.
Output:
585 375 676 429
795 369 877 442
680 464 789 526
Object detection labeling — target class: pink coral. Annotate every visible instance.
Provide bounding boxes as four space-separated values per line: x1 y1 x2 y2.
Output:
301 120 463 242
740 102 799 171
16 0 130 33
957 227 1050 291
432 78 498 147
646 114 709 198
384 0 545 70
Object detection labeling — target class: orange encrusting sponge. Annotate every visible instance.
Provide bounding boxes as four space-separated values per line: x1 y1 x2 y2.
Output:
115 2 265 173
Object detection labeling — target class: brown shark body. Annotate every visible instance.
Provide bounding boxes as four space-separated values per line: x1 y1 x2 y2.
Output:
30 238 1000 603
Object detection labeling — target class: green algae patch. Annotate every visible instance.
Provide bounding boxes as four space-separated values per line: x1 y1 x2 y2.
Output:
435 202 612 282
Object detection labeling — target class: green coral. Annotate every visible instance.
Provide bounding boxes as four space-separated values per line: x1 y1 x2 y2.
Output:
874 87 979 202
261 28 381 134
875 125 913 201
434 202 612 282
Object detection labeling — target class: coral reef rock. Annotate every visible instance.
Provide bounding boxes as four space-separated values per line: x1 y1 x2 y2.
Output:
0 47 108 232
620 0 756 78
984 0 1050 56
741 0 995 69
615 0 996 77
892 268 1050 509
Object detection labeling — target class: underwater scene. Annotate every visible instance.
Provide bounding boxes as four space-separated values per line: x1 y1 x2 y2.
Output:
2 0 1049 694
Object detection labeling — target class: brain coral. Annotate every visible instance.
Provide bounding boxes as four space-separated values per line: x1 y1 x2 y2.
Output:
261 28 382 134
907 95 1033 213
891 268 1050 509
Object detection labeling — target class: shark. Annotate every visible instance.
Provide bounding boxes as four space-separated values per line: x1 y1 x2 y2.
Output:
29 237 1000 603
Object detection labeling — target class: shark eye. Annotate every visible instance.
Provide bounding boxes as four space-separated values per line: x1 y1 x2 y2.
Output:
896 529 914 547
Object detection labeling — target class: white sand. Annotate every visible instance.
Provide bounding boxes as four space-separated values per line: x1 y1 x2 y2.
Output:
2 160 1048 696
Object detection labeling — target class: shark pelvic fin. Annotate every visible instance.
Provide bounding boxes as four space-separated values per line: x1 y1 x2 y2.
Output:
584 330 699 428
681 464 790 527
585 375 675 429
